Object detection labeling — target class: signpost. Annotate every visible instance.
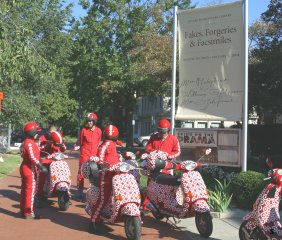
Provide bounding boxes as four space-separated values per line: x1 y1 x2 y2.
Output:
0 91 4 111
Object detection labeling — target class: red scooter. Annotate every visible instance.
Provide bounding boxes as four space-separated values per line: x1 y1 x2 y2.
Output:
239 158 282 240
40 152 72 211
81 158 142 240
140 149 213 238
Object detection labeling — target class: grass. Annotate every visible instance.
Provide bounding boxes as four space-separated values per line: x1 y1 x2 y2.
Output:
0 154 22 179
64 135 78 144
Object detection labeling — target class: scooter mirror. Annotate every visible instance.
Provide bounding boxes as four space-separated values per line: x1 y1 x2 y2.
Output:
266 157 273 169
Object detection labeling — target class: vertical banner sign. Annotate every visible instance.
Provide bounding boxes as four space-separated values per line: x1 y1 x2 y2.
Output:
176 1 244 121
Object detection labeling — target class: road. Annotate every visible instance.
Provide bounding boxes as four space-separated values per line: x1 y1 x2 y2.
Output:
0 151 192 240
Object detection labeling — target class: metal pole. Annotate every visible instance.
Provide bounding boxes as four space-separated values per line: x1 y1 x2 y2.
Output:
242 0 248 171
171 6 178 134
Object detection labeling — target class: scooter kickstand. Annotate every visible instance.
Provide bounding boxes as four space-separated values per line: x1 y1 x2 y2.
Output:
167 217 182 230
172 217 181 224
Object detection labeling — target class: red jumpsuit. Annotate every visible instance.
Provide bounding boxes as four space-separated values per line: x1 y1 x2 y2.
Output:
91 140 119 223
37 142 67 198
146 133 181 159
77 126 102 189
20 138 40 217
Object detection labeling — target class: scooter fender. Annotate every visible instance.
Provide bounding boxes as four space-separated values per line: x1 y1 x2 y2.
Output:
85 184 100 216
107 173 141 223
191 199 210 213
121 203 140 217
49 161 71 191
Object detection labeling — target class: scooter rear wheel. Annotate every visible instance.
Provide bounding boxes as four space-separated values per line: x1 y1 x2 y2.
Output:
239 220 251 240
195 212 213 238
124 216 142 240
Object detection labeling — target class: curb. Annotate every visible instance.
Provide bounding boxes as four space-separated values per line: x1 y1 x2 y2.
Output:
211 208 248 219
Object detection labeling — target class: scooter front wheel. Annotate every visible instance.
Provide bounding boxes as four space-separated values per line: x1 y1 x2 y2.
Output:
195 212 213 238
239 220 251 240
57 190 70 211
124 216 142 240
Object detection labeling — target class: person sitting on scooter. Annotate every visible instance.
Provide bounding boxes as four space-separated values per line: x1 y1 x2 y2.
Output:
142 119 181 210
38 125 57 154
146 119 181 160
37 130 67 205
89 124 122 234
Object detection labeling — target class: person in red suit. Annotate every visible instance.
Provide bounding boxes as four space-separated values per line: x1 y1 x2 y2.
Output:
146 119 181 160
38 125 57 151
36 130 67 204
89 124 122 234
142 119 181 210
74 113 102 201
20 122 47 219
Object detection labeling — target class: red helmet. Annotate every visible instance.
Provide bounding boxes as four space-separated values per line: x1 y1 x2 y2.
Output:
158 119 170 133
23 122 39 137
51 131 63 145
86 112 98 123
104 125 119 140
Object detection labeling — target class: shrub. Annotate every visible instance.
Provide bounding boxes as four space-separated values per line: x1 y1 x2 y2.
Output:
208 178 233 213
231 171 266 210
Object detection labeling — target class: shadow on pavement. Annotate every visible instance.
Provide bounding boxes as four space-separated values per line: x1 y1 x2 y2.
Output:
8 184 21 190
0 189 20 202
141 214 192 239
0 207 20 218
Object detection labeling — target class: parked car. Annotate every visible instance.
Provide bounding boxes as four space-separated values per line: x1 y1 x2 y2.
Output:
134 132 157 147
11 129 24 143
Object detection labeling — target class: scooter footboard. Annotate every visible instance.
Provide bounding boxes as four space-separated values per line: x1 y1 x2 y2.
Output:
121 203 140 217
191 199 210 213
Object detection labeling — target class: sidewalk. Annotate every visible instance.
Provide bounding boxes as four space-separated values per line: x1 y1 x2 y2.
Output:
175 208 248 240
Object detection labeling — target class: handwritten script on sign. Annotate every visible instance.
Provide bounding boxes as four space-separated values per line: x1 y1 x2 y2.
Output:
179 77 243 111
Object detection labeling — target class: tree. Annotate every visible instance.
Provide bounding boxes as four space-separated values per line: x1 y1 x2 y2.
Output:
0 0 77 130
248 0 282 124
71 0 192 145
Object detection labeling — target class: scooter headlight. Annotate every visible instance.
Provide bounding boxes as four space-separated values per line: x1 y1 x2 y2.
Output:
119 163 131 173
54 152 65 161
184 161 197 171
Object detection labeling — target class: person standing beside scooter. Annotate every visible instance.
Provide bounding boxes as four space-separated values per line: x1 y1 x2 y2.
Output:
74 113 102 201
20 122 47 219
89 124 121 234
37 130 67 205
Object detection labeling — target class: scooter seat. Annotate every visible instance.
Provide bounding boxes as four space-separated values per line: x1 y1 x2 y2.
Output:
155 173 181 186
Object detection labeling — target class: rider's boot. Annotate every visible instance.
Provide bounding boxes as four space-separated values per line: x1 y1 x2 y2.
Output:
76 188 85 202
88 221 103 235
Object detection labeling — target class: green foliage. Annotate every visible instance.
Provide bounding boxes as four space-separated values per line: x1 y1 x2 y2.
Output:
64 135 77 144
231 171 266 210
248 0 282 118
208 178 233 213
70 0 193 146
140 174 148 190
0 0 77 129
